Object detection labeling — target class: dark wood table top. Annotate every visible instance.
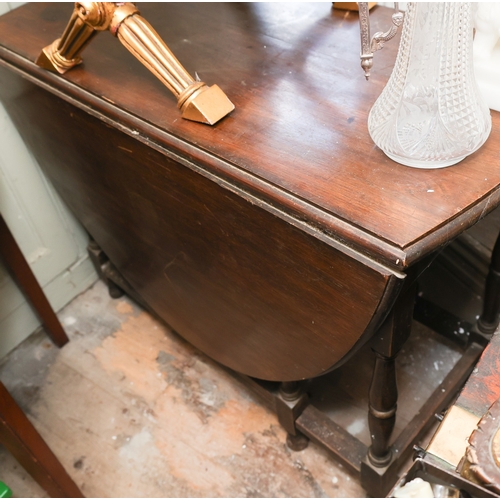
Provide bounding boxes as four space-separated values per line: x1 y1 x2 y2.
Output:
1 2 499 270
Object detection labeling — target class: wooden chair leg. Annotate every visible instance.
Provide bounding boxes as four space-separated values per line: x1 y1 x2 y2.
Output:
0 213 69 347
478 231 500 334
0 381 83 497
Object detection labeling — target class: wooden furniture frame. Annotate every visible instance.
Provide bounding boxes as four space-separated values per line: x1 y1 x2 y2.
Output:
388 307 500 498
0 3 499 496
0 214 83 498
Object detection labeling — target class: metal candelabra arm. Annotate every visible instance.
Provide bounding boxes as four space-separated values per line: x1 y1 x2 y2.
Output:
358 2 404 80
36 2 234 125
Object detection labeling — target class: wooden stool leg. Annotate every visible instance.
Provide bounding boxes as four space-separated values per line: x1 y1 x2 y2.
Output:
478 232 500 334
0 214 68 347
367 284 416 467
0 381 83 497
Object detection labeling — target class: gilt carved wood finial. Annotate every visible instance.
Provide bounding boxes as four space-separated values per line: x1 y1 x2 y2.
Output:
36 2 234 125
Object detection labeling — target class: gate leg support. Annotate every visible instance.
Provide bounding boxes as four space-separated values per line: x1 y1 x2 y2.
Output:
361 283 416 497
87 239 124 299
367 353 397 466
277 381 309 451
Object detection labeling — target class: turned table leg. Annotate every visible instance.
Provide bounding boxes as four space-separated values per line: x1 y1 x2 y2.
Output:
368 353 397 466
478 232 500 334
277 381 309 451
367 283 416 467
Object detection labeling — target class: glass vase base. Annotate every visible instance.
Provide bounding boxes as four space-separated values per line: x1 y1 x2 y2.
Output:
383 151 467 169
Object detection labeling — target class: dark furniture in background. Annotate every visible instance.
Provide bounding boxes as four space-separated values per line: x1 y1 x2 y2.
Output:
1 3 499 495
0 214 83 498
388 327 500 498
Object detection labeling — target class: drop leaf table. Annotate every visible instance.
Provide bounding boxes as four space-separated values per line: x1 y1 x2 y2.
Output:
0 3 499 495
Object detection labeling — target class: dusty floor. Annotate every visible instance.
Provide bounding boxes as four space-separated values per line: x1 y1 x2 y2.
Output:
0 280 370 498
2 209 497 499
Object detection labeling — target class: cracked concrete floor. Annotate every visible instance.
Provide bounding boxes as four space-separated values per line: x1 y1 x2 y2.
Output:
0 280 364 498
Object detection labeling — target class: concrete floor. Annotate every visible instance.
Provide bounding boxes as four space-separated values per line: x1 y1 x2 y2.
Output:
0 280 367 498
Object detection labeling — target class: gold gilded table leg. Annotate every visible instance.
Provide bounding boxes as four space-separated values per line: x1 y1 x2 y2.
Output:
114 11 234 125
36 2 114 74
36 2 234 125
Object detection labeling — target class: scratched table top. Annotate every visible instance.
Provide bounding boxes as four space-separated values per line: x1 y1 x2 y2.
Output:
0 2 499 270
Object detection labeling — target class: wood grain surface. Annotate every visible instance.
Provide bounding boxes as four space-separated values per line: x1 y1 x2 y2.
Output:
0 3 499 268
0 3 498 381
0 72 395 380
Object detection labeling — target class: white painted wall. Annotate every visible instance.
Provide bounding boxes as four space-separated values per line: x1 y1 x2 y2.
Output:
0 2 98 359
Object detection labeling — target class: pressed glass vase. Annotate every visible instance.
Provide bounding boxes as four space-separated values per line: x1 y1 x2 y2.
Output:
368 2 492 169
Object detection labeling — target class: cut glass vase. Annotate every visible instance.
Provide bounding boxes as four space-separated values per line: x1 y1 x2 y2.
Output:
368 2 492 169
